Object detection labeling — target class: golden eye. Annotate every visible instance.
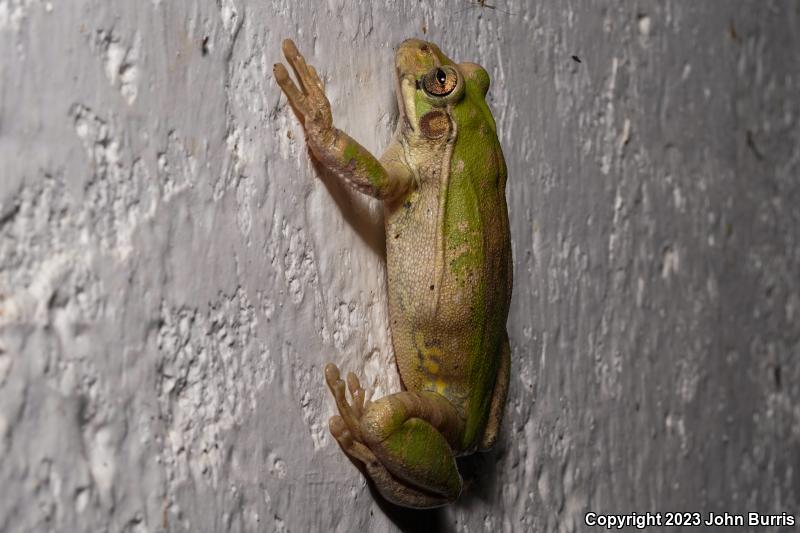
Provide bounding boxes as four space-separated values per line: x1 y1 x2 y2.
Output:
422 67 457 97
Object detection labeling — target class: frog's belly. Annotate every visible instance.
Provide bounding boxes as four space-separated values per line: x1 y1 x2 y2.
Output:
385 237 509 408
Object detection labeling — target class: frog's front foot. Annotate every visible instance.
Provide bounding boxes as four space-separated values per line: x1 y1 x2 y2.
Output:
273 39 333 134
324 363 464 509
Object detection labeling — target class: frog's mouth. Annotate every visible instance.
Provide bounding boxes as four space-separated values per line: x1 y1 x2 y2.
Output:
395 76 417 133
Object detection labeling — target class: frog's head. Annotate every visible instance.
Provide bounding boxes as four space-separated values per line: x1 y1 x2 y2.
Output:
394 39 494 142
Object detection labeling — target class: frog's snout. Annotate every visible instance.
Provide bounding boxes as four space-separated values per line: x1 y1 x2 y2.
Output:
397 38 430 51
395 38 441 79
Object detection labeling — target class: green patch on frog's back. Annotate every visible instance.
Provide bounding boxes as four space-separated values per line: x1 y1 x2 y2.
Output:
443 76 505 448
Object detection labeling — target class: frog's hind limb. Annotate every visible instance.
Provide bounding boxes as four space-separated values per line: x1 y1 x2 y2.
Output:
328 417 451 508
325 364 464 508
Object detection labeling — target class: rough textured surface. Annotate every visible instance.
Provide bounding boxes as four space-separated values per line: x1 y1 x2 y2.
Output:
1 1 798 532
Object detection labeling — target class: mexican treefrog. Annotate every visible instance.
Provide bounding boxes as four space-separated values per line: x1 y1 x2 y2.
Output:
274 38 512 508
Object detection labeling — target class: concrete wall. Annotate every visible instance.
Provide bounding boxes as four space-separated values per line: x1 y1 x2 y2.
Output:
1 1 798 531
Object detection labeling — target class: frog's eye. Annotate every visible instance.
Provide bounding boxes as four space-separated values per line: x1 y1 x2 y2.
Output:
422 66 458 97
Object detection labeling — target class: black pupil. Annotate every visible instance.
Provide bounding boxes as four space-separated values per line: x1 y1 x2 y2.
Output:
436 69 446 85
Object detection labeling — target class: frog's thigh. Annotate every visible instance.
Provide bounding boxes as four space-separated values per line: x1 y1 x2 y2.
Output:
329 415 451 508
360 391 464 506
479 332 511 451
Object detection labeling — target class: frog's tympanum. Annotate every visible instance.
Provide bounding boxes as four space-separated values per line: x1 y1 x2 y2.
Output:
274 38 512 508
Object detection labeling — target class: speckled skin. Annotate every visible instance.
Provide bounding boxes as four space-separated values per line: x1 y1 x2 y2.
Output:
274 38 512 508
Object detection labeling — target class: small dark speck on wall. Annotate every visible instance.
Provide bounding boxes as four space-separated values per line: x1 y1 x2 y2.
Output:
746 130 764 160
571 55 581 63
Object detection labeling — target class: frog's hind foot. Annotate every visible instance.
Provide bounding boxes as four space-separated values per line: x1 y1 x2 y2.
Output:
324 363 369 440
328 415 451 509
328 414 377 465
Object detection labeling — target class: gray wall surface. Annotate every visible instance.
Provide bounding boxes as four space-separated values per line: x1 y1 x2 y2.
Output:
1 1 798 532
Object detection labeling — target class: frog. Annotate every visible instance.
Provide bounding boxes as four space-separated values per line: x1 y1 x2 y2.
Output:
274 38 512 508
